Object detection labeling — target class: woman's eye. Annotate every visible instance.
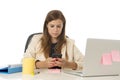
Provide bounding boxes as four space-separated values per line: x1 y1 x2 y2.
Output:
57 26 61 28
50 25 54 28
57 25 63 28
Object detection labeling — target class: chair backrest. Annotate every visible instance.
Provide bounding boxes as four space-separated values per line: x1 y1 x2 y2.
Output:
24 33 68 53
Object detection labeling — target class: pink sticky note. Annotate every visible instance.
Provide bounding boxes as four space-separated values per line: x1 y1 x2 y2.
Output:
111 50 120 62
48 69 61 73
101 53 112 65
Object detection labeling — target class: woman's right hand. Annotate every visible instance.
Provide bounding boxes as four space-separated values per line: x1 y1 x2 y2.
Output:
45 57 56 68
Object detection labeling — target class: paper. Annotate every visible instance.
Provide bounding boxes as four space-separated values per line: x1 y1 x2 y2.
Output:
101 53 112 65
22 58 35 75
48 69 61 73
111 50 120 62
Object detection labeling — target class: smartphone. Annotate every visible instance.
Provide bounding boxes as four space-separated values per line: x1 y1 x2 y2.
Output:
52 53 62 58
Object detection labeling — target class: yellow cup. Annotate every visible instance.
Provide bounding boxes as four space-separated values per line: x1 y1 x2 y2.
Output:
22 58 35 75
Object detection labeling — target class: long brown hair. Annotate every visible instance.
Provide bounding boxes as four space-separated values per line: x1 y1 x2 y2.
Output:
40 10 66 58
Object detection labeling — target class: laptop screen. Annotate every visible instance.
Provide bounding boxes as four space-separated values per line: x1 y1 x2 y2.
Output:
83 38 120 77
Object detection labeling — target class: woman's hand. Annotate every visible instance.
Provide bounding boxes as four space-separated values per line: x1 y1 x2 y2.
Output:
36 57 77 69
45 58 67 68
54 58 77 70
45 57 56 68
54 58 67 67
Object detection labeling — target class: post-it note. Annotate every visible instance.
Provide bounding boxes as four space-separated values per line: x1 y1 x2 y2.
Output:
48 69 61 73
111 50 120 62
101 53 112 65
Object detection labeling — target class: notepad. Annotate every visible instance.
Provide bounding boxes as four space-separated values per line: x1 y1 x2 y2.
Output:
0 64 22 74
48 69 61 73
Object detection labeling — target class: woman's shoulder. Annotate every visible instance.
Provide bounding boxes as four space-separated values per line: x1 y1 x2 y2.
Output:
32 33 43 38
31 33 43 42
66 37 75 44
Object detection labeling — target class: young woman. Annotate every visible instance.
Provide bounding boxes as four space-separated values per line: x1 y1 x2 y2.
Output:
24 10 84 70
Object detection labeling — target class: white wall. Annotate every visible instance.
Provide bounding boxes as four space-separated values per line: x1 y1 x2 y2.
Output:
0 0 120 65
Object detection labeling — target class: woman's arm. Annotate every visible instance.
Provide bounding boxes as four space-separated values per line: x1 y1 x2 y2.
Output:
64 38 84 70
35 60 47 68
54 58 77 70
73 44 84 70
63 61 77 70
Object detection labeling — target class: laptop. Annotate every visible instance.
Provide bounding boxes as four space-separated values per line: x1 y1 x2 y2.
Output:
64 38 120 77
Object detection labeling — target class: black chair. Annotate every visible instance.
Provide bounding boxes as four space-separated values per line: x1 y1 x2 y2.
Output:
24 33 42 53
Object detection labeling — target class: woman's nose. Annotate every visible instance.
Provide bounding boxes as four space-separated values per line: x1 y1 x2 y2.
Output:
54 26 58 31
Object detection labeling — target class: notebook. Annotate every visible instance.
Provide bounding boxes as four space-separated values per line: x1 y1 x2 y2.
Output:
64 38 120 77
0 64 22 74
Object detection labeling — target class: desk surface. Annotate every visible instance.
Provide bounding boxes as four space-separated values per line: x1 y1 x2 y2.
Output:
0 69 120 80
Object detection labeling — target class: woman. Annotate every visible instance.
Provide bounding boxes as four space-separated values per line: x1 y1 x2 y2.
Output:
24 10 84 70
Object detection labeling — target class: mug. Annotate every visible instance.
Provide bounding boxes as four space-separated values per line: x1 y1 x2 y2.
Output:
22 58 35 75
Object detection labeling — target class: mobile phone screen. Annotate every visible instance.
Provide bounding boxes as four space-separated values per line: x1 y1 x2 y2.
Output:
52 53 62 58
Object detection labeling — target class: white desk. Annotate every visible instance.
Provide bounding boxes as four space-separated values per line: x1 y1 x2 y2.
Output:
0 69 120 80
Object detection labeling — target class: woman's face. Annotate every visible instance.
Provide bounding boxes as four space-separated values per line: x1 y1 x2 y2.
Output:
47 19 63 39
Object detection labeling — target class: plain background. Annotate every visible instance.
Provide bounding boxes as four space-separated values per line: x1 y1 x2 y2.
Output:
0 0 120 65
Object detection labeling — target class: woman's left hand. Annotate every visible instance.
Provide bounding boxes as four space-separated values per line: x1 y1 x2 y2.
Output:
54 58 67 67
54 58 77 70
